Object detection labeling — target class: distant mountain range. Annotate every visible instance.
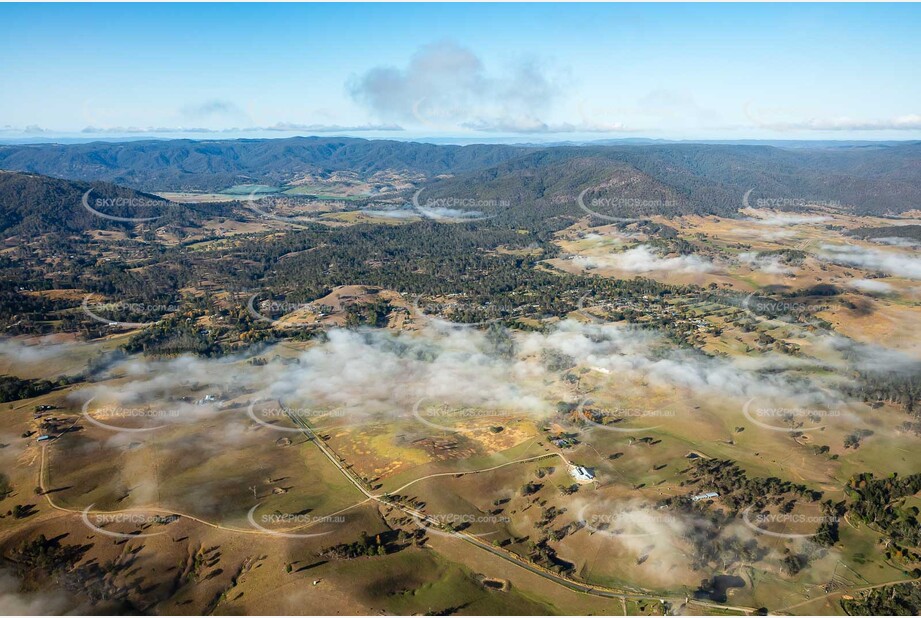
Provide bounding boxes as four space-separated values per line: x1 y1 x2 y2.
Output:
0 137 525 192
420 142 921 219
0 138 919 221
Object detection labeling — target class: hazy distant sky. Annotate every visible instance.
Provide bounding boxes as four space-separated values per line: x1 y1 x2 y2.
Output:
1 3 919 141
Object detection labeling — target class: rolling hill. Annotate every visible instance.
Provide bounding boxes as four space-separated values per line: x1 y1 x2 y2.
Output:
418 143 921 220
0 171 228 235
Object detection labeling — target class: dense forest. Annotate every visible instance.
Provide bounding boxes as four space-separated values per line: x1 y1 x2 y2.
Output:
848 224 921 242
0 171 243 235
841 581 921 615
847 473 921 563
0 137 526 192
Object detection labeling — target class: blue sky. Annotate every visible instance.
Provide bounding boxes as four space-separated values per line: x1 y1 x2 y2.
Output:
1 3 919 141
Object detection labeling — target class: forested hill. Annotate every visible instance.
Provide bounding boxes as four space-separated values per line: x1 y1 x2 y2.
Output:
0 137 527 192
0 171 206 235
419 143 921 219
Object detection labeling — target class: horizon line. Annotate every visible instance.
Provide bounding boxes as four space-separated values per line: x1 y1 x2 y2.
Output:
2 135 919 148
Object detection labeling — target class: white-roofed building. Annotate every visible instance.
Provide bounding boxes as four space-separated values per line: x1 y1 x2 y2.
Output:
569 465 595 483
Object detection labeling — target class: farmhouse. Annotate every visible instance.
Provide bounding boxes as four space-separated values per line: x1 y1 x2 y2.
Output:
691 491 719 502
569 465 595 482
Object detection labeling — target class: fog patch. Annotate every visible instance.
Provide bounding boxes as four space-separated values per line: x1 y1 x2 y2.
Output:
738 251 792 275
825 335 921 375
755 229 797 241
68 320 860 453
358 208 418 219
744 210 831 226
848 279 894 295
573 245 715 274
0 337 75 364
873 236 920 248
0 569 83 615
819 244 921 279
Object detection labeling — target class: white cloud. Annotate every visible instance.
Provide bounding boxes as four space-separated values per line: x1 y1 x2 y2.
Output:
461 118 629 134
0 338 73 364
57 317 850 438
824 336 921 375
754 113 921 132
81 125 216 134
80 123 402 135
819 244 921 280
349 40 593 134
737 251 792 275
744 210 831 226
0 570 81 615
179 99 248 122
261 122 403 132
574 245 715 274
755 229 796 241
873 236 920 249
358 209 419 219
848 279 894 294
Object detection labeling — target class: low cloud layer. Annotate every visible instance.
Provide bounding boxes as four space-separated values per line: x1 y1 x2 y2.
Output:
848 278 894 294
819 244 921 280
0 570 81 615
745 210 831 226
753 113 921 132
824 335 921 375
0 338 73 364
873 236 920 249
574 245 715 274
49 317 854 437
738 251 792 275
